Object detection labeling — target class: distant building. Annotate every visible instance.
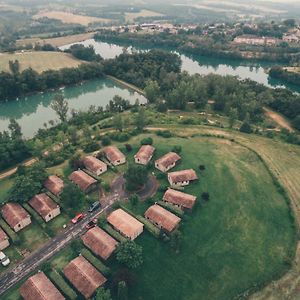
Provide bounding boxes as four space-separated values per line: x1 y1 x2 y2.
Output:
155 152 181 172
29 193 61 222
233 35 278 46
0 227 9 250
134 145 155 165
283 34 299 43
44 175 64 196
168 169 198 187
163 188 197 210
1 203 31 232
83 156 107 176
63 256 107 299
68 170 98 193
20 272 65 300
107 209 144 240
103 146 126 166
81 226 118 260
145 204 181 233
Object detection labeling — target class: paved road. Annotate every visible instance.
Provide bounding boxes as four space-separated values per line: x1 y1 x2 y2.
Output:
0 174 158 296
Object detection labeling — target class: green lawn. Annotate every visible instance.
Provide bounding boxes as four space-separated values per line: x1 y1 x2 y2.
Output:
0 177 13 204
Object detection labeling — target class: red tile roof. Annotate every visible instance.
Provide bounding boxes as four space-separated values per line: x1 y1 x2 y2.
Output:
81 226 118 260
44 175 64 196
168 169 198 183
163 189 196 209
83 156 107 173
145 204 181 232
1 203 30 228
68 170 97 192
134 145 155 162
0 227 8 242
20 272 65 300
29 193 59 219
103 146 125 163
155 152 181 169
63 256 107 299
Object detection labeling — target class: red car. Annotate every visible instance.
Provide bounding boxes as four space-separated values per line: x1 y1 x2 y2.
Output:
85 219 97 230
71 213 86 224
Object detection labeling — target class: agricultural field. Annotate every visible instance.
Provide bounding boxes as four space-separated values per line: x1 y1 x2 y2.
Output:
125 9 164 22
0 51 83 73
32 10 112 26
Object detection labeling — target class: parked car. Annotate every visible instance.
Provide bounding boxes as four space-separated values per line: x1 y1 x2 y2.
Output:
71 213 86 224
86 219 97 230
0 251 10 267
88 201 100 213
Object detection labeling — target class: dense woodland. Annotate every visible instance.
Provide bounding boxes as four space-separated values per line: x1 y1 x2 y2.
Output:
269 66 300 86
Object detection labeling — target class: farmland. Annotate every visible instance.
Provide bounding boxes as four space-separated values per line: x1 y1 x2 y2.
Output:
125 9 164 22
32 10 112 26
0 51 83 73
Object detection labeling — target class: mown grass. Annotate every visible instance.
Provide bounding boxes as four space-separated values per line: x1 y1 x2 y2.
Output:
0 177 13 204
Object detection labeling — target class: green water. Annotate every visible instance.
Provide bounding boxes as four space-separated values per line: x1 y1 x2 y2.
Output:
0 77 146 138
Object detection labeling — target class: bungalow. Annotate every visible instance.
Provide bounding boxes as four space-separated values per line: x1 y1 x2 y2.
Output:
163 188 197 210
168 169 198 187
29 193 61 222
107 209 144 240
0 227 9 250
145 204 181 233
82 156 107 176
103 146 126 166
68 170 98 193
81 226 118 260
155 152 181 172
20 272 65 300
1 203 31 232
44 175 64 196
63 255 107 299
134 145 155 165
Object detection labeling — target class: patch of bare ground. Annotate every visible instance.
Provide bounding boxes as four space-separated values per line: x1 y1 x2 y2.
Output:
263 107 294 133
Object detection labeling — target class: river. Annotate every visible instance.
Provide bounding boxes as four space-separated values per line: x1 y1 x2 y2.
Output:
1 38 298 138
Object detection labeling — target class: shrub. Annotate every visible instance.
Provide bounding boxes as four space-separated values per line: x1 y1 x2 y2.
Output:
172 145 182 154
140 137 153 145
101 136 111 146
199 165 206 171
82 140 99 152
201 192 210 201
240 122 253 134
156 130 172 138
125 144 132 152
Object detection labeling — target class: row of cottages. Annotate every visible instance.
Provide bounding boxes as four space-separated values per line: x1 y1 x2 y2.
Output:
29 193 61 223
81 226 118 260
83 156 107 176
63 255 107 299
103 146 126 166
155 152 181 172
0 227 9 250
145 204 181 233
107 208 144 240
163 188 197 211
20 272 65 300
134 145 155 165
69 170 98 194
168 169 198 187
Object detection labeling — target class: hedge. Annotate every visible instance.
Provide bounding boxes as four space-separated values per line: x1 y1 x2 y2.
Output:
0 218 20 244
82 169 101 181
135 215 160 238
81 248 111 276
23 203 46 228
102 224 127 242
49 270 77 300
157 201 184 217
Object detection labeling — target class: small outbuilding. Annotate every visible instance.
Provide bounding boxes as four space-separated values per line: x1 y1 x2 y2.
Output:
20 271 65 300
103 146 126 166
1 203 31 232
63 255 107 299
83 156 107 176
163 188 197 210
107 209 144 240
0 227 9 250
134 145 155 165
29 193 61 222
155 152 181 172
44 175 64 196
81 226 118 260
68 170 98 193
168 169 198 187
145 204 181 233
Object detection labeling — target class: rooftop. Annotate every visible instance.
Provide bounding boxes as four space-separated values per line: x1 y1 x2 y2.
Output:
135 145 155 161
1 203 30 228
44 175 64 196
103 146 125 163
83 156 107 173
68 170 97 192
155 152 181 168
29 193 59 218
0 227 8 242
168 169 198 183
163 189 196 209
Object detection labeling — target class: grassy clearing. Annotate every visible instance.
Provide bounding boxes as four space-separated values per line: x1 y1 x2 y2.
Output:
0 177 13 204
32 11 112 26
0 51 83 73
125 9 164 22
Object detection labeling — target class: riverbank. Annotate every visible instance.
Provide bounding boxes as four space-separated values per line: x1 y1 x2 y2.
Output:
107 75 145 95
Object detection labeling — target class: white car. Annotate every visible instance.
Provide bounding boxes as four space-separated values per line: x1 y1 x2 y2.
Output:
0 251 10 267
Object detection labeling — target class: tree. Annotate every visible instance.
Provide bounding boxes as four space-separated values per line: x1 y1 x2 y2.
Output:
116 241 143 269
135 107 146 132
9 60 20 75
140 137 153 145
144 80 160 103
94 287 112 300
8 119 22 139
51 93 69 122
113 114 124 132
117 281 128 300
129 194 139 206
60 183 85 215
228 108 238 128
124 164 148 191
201 192 210 201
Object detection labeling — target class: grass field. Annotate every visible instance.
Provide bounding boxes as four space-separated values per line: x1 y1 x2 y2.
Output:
0 51 83 73
32 10 112 26
125 9 164 22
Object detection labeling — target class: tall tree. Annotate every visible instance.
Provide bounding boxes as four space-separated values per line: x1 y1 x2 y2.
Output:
113 113 124 132
116 241 143 269
94 288 112 300
135 107 146 132
144 80 160 103
51 93 69 122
